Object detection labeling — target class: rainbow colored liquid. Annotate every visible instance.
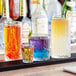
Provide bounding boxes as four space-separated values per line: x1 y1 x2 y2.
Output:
4 25 21 61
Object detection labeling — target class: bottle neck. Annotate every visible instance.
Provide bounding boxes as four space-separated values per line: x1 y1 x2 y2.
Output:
20 0 23 17
37 0 43 8
20 0 27 18
23 0 27 18
2 0 5 17
2 8 5 17
5 0 10 18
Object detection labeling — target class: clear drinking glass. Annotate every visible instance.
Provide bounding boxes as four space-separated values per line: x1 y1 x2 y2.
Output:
51 17 71 58
22 43 34 63
4 21 22 61
30 34 50 61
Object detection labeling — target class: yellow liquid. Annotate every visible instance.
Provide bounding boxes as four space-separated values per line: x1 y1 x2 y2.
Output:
51 18 71 58
0 0 2 15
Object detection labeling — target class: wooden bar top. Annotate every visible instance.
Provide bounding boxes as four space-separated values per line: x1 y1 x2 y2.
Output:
0 45 76 76
0 62 76 76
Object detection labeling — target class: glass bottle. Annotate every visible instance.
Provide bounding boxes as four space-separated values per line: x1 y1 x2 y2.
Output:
21 0 31 44
0 0 2 18
62 0 76 44
0 0 3 53
32 0 48 35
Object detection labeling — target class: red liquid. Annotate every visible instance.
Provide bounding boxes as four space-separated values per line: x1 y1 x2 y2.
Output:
4 26 21 60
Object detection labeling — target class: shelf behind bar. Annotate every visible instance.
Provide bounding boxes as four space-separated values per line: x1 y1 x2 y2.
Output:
0 53 76 72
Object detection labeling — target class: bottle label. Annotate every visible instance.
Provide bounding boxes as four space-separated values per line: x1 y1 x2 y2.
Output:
66 10 76 42
31 0 38 4
71 10 76 41
36 18 48 35
22 23 31 43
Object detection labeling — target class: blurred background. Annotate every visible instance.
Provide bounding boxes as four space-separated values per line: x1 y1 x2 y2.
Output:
0 0 76 55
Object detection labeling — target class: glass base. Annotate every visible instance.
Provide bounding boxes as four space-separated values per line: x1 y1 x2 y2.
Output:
33 57 50 61
23 60 33 63
5 56 22 61
51 55 71 59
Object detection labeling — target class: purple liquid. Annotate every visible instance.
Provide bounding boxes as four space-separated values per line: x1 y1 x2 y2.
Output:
30 37 49 60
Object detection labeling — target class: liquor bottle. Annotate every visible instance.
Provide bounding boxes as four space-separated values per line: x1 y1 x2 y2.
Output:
62 0 76 43
21 0 31 43
9 0 19 20
32 0 48 35
0 0 3 18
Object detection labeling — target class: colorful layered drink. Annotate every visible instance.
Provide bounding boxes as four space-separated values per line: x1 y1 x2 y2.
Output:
30 35 50 61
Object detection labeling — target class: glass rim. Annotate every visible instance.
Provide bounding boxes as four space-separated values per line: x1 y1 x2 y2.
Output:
4 21 22 26
31 34 49 38
51 16 67 20
22 43 34 48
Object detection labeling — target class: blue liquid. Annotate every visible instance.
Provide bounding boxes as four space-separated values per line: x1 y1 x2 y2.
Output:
34 49 49 59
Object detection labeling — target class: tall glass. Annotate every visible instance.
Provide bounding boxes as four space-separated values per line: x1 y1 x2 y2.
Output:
4 21 21 61
51 17 71 58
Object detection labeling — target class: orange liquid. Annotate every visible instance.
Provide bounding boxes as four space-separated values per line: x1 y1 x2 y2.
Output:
4 26 21 60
